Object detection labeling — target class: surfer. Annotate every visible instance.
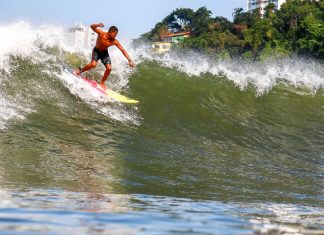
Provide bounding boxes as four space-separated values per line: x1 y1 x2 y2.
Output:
75 23 135 90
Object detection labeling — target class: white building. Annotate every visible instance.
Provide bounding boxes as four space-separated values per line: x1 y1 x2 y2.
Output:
247 0 286 17
65 24 97 51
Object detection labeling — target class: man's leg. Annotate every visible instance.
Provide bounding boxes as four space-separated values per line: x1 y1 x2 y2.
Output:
99 64 112 90
75 60 97 75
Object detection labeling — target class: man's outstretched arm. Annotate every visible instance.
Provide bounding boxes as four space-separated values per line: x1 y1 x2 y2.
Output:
115 41 135 67
90 23 104 34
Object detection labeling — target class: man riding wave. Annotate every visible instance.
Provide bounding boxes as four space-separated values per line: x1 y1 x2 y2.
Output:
75 23 135 90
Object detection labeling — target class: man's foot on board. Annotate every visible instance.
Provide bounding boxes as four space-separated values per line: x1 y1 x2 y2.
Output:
99 83 108 90
73 67 83 76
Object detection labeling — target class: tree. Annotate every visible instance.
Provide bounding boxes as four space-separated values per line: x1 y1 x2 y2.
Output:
163 8 195 33
276 0 323 57
242 16 280 57
180 30 241 56
191 7 213 36
232 8 244 22
214 16 234 32
264 3 276 19
297 14 324 58
233 8 259 27
147 22 171 41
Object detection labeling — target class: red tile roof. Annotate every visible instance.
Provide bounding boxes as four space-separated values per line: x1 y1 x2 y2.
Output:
161 32 190 39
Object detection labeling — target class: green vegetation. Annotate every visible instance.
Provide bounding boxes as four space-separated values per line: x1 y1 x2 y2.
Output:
138 0 323 60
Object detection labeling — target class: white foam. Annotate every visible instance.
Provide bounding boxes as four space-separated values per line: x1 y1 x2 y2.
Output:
0 21 65 128
0 94 33 130
58 70 139 124
0 21 65 72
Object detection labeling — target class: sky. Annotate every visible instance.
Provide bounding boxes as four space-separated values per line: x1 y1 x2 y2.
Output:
0 0 245 39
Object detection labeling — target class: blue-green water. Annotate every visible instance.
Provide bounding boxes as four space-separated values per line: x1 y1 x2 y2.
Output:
0 190 322 234
0 22 323 234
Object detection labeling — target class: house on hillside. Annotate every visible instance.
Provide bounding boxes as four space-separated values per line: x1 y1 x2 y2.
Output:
152 32 190 54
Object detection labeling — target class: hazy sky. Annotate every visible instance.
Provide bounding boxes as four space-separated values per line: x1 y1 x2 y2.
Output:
0 0 245 39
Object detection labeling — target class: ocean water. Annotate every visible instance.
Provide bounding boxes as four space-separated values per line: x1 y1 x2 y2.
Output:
0 21 323 234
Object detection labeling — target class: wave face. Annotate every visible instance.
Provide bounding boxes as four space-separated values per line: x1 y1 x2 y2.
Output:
0 21 323 234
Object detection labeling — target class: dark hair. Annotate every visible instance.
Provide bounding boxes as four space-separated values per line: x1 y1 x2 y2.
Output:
108 26 118 33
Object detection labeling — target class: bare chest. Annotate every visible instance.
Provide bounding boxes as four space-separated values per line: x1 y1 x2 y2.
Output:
97 35 115 48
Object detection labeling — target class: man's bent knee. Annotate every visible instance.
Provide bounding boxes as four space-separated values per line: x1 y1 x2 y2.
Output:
105 64 112 71
91 61 97 67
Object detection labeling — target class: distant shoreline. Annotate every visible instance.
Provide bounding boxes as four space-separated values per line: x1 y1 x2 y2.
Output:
134 0 323 62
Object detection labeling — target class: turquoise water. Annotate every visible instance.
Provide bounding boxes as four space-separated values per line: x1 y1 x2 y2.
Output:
0 22 323 234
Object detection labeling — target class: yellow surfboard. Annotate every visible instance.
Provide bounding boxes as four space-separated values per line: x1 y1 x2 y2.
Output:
66 68 139 104
104 88 139 104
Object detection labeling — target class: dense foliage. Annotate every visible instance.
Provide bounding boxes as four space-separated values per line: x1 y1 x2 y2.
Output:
138 0 323 60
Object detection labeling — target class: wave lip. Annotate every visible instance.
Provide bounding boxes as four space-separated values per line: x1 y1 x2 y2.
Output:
0 21 69 72
132 45 324 95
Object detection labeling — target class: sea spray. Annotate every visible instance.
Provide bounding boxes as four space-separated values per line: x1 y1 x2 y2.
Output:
0 95 33 129
130 44 324 95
